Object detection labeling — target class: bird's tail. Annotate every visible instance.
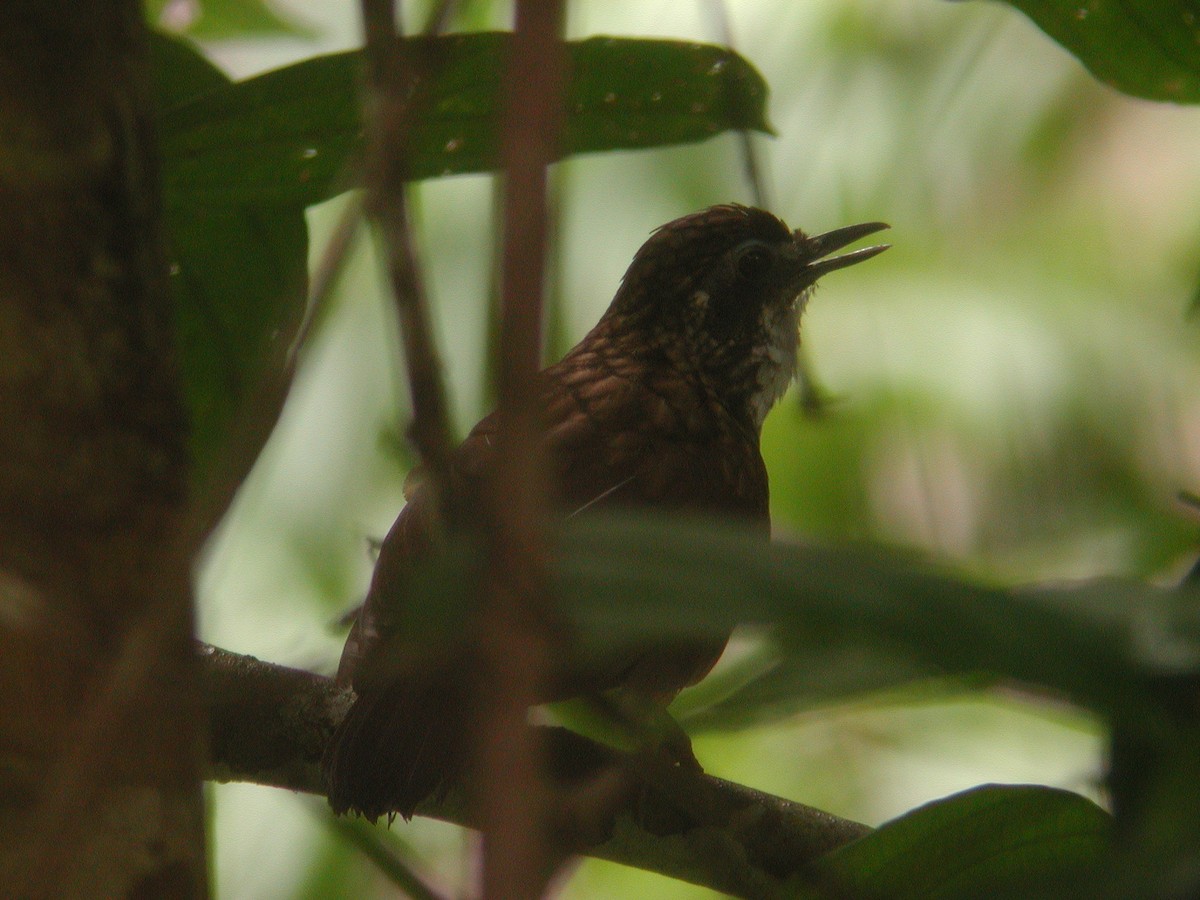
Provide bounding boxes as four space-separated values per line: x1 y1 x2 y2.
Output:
323 666 471 822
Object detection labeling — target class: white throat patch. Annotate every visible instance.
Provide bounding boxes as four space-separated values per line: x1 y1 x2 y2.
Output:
748 288 808 429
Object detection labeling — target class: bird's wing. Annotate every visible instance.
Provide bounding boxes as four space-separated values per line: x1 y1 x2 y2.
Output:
338 366 768 687
326 368 770 820
541 360 770 520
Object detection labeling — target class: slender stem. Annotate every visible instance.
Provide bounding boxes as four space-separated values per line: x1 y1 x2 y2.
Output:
359 0 457 517
473 1 568 897
353 5 458 898
703 0 771 210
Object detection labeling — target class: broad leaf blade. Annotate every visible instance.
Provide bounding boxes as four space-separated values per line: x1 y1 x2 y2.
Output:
810 784 1110 899
148 27 227 108
167 205 306 492
551 513 1188 723
158 35 772 206
152 33 308 501
389 512 1181 722
997 0 1200 103
674 646 962 732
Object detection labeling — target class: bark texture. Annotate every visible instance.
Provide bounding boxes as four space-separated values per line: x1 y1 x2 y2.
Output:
0 4 204 896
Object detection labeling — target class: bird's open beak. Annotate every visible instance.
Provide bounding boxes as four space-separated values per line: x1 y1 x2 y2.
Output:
800 222 890 280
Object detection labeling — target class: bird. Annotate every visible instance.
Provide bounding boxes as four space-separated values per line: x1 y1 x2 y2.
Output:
323 204 889 822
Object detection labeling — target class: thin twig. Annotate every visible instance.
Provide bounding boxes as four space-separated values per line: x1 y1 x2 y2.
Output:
353 6 460 898
420 0 457 34
287 196 365 369
359 0 457 517
704 0 771 210
472 2 568 896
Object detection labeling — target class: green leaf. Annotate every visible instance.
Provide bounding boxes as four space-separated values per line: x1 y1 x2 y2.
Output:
809 785 1110 899
545 513 1198 726
167 205 306 491
152 32 308 500
145 0 309 39
151 34 768 500
148 27 227 109
158 34 772 207
388 511 1192 727
321 809 440 900
996 0 1200 103
674 646 969 732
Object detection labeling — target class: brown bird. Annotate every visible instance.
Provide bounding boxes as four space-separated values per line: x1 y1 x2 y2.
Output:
324 204 888 821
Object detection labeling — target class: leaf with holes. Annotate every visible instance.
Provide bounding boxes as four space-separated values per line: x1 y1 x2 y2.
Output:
998 0 1200 103
158 33 772 207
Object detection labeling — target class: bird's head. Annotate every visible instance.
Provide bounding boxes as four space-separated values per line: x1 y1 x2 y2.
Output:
606 204 889 430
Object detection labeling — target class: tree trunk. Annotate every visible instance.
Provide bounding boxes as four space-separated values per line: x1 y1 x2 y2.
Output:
0 3 205 896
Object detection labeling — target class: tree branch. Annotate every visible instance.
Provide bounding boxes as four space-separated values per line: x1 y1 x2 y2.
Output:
202 644 870 897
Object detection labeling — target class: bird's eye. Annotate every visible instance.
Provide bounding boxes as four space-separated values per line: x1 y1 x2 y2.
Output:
734 241 774 281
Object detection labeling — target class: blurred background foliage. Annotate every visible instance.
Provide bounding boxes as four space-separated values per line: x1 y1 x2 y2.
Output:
162 0 1200 896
